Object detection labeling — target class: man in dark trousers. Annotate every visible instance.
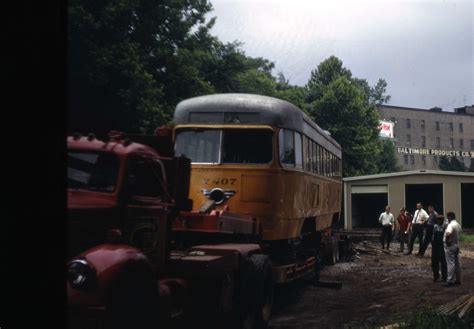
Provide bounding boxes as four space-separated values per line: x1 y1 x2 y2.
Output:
406 202 428 255
397 207 411 253
379 205 394 250
419 205 438 256
443 212 462 287
431 214 447 282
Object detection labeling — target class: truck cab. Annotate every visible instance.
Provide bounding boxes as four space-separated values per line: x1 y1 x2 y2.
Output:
67 130 192 328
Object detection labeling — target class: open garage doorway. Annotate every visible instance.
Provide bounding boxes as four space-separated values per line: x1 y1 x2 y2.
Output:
461 183 474 228
351 186 388 228
405 184 443 216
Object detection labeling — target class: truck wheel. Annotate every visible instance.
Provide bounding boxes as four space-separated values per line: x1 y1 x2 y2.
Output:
240 254 274 329
105 265 158 329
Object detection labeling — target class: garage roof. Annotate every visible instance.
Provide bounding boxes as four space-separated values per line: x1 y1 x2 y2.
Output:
343 170 474 182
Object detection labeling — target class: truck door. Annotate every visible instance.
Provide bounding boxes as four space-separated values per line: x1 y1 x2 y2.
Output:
123 155 170 254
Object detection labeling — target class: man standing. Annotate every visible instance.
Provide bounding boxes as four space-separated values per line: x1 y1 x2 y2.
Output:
397 207 411 253
379 206 395 250
443 212 462 287
419 205 438 256
431 214 447 282
406 202 428 255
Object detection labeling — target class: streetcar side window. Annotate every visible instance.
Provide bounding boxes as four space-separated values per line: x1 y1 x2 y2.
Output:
303 135 310 171
295 132 303 169
279 129 295 166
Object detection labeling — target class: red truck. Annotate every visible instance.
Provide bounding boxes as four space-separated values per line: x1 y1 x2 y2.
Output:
67 129 273 329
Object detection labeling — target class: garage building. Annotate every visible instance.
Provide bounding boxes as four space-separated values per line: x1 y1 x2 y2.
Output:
343 170 474 229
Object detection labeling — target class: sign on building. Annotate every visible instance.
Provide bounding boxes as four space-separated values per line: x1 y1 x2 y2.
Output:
378 120 394 139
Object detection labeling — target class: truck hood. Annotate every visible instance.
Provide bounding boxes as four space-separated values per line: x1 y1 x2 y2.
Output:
68 190 118 210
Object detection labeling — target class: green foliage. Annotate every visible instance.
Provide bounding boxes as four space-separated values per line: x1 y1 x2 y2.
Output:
439 156 467 172
68 1 279 134
376 140 403 173
305 56 393 177
393 309 472 329
234 69 277 96
459 233 474 243
69 3 397 176
468 159 474 172
370 79 391 105
68 0 217 134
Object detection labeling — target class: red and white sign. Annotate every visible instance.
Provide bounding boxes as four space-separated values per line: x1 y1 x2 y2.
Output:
378 120 394 138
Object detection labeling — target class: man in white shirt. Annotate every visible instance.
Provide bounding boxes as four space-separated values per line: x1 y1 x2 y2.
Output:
406 202 429 255
443 211 462 287
379 205 395 250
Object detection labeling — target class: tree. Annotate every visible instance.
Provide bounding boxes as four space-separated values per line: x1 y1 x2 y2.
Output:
68 0 218 135
305 56 391 177
274 72 307 110
375 140 403 173
439 156 467 172
370 79 391 105
234 69 277 96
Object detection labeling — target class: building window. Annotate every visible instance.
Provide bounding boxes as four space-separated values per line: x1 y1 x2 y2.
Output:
460 139 464 149
459 123 463 132
422 136 426 147
436 137 441 148
436 121 440 130
410 155 415 165
421 120 425 130
406 119 411 128
450 138 454 149
391 117 396 123
449 122 453 131
404 155 408 164
422 156 426 165
434 156 439 165
471 139 474 150
406 134 411 146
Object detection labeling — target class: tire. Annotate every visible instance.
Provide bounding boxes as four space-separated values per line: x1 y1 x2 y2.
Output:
105 265 159 329
240 254 274 329
324 237 338 266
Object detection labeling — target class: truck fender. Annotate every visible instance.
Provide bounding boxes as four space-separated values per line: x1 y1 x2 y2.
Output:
67 243 155 307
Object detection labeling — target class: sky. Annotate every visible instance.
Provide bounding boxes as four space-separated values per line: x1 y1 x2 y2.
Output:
207 0 473 111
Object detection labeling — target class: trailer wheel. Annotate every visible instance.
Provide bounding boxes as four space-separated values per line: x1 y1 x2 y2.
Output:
324 237 338 265
240 254 274 329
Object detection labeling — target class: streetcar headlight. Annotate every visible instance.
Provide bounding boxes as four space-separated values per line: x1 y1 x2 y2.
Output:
209 188 226 204
202 188 236 205
67 259 95 290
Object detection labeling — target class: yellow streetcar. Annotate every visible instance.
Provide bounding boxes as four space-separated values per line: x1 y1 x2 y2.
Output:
173 93 343 282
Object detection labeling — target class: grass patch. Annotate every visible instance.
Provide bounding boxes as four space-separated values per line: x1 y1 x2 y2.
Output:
392 309 473 328
459 233 474 243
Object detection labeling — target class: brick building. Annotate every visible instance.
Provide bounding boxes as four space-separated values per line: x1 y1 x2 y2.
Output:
378 104 474 170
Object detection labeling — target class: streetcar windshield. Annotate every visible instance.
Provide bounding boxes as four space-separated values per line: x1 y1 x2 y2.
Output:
175 129 273 164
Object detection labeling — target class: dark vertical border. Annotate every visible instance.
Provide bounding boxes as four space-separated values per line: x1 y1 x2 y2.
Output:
3 1 67 328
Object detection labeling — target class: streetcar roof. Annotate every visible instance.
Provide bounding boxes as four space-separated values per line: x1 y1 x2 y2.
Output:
174 93 341 157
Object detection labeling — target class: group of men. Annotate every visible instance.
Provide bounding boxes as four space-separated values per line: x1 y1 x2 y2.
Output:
378 203 462 287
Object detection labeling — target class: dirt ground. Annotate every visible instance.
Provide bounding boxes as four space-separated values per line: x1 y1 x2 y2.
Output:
268 240 474 329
